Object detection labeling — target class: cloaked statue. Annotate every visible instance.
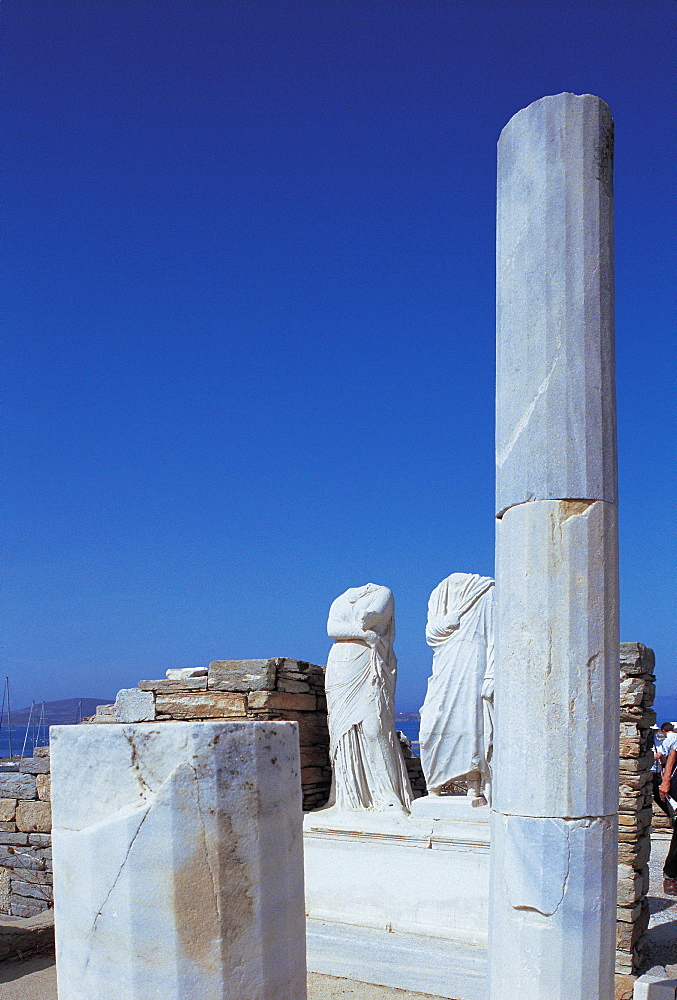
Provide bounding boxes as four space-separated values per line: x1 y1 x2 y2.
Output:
325 584 412 812
418 573 495 801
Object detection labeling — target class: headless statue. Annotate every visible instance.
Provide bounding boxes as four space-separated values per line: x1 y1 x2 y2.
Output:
418 573 494 800
325 583 412 812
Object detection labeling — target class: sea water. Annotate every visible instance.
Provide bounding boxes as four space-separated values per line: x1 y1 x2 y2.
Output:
2 720 422 759
396 719 420 747
0 727 49 760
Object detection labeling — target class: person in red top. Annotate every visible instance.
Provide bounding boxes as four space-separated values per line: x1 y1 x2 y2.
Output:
659 723 677 895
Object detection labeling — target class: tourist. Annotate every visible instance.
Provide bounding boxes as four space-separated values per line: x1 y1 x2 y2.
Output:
653 723 675 819
658 722 677 895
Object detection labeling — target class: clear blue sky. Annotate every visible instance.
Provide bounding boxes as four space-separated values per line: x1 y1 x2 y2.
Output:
2 1 674 713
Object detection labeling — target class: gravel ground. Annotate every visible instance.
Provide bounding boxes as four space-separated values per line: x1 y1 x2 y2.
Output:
642 830 677 976
0 955 56 1000
0 961 440 1000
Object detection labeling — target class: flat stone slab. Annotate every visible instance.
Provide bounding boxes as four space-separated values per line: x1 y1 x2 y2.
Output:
304 805 489 999
154 691 247 717
409 796 490 821
307 918 487 1000
0 910 54 962
208 659 278 692
0 775 36 800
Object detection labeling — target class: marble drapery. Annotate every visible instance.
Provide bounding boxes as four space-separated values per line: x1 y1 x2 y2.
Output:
419 573 495 794
325 584 411 811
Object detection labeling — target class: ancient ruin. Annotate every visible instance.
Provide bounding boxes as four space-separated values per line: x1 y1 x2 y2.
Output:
491 92 619 1000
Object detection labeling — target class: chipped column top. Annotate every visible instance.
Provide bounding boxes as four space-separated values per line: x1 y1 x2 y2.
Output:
496 92 617 516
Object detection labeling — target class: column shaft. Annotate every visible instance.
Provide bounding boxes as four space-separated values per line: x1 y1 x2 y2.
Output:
490 93 619 1000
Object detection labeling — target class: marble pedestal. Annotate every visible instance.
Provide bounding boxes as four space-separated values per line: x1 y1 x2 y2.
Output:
51 721 307 1000
304 799 490 1000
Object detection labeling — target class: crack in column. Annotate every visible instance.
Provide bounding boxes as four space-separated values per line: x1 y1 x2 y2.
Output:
82 806 151 972
497 346 560 469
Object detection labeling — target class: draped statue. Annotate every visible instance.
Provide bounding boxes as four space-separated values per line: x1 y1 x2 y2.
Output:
418 573 495 799
325 584 412 812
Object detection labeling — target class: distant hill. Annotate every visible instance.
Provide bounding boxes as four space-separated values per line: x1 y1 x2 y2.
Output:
396 712 420 722
7 698 114 726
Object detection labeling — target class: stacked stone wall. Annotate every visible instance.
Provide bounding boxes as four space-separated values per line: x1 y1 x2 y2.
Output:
0 748 52 918
616 642 656 977
91 658 331 811
397 732 426 798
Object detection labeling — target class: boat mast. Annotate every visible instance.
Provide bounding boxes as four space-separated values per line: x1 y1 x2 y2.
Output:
20 702 35 759
37 702 47 749
6 678 13 760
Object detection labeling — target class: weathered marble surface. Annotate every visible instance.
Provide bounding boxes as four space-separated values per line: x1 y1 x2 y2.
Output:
488 811 617 997
496 92 616 516
491 92 618 1000
304 807 489 999
51 721 307 1000
494 498 619 818
113 687 155 723
307 919 488 1000
325 584 411 811
419 574 494 797
633 975 677 1000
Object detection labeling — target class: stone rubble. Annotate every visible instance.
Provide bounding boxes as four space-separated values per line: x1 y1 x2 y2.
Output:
93 657 331 811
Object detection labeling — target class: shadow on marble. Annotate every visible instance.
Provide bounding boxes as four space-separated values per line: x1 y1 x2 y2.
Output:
648 896 677 916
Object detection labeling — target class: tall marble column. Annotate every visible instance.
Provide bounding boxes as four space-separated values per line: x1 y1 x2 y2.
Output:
489 94 619 1000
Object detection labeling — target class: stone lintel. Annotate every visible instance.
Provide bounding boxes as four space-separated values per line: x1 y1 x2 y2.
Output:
208 659 278 692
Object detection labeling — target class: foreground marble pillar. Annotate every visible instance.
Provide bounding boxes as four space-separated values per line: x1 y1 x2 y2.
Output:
490 93 619 1000
51 721 307 1000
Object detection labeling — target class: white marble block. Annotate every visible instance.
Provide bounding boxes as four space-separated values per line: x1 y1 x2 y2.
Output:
634 977 677 1000
304 807 490 1000
494 498 619 818
488 811 617 999
496 92 616 516
51 721 307 1000
113 687 155 722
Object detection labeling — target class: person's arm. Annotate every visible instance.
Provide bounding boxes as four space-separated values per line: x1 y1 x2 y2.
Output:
660 747 677 800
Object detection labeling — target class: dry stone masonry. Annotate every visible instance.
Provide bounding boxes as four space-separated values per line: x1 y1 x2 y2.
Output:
617 642 657 976
91 658 331 811
0 747 52 918
397 732 427 798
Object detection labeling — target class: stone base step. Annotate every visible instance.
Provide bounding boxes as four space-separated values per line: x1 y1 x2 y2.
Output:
307 917 488 1000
